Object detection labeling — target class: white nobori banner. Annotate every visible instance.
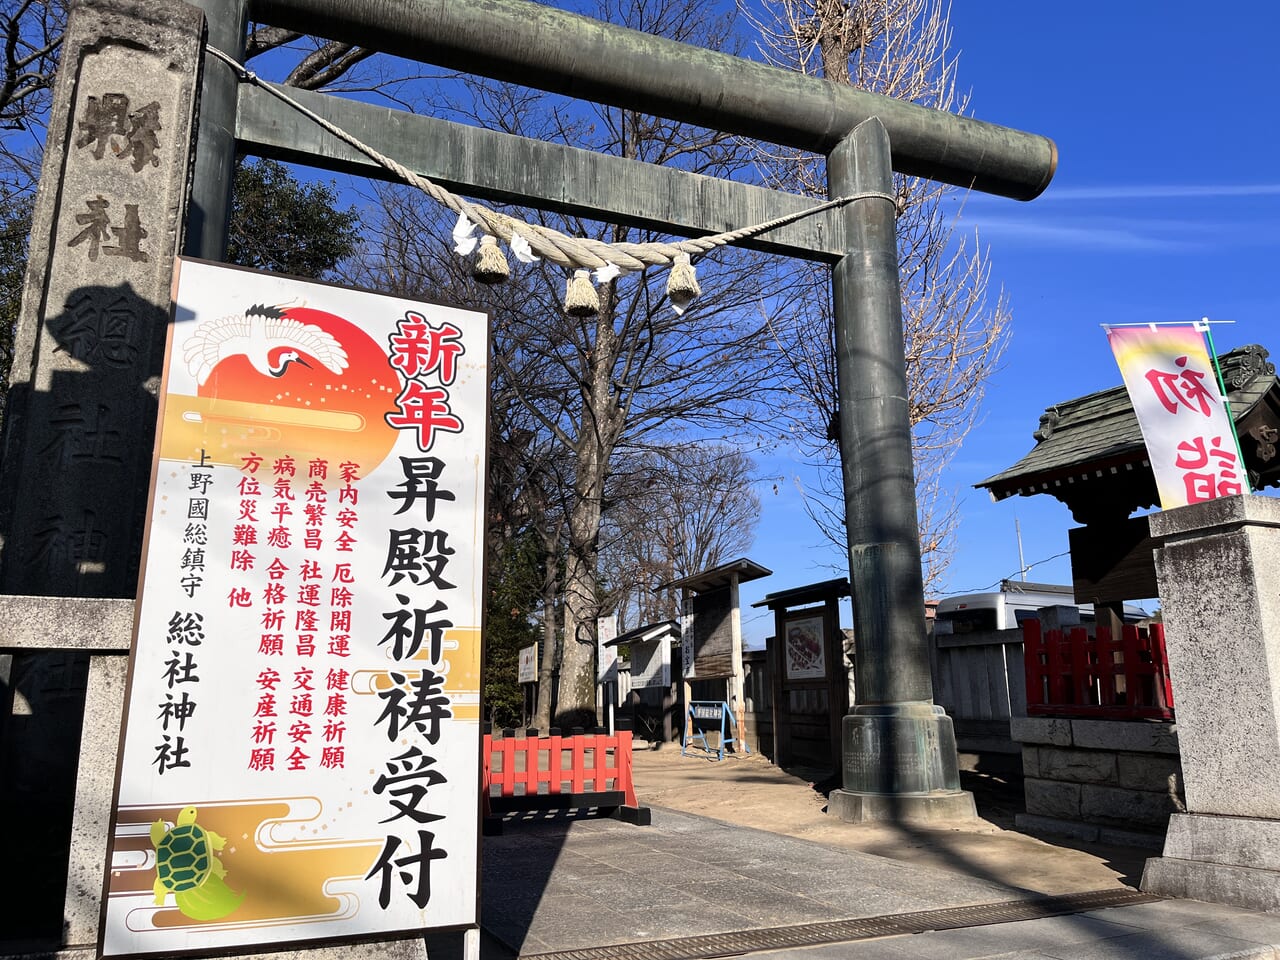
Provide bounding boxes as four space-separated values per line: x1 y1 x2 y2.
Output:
1106 323 1245 510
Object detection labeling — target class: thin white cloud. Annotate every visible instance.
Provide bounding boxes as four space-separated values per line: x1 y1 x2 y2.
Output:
1039 184 1280 201
969 215 1196 252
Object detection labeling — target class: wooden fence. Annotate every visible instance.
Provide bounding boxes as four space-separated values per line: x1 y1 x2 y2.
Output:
1023 621 1174 720
930 627 1025 754
481 727 646 823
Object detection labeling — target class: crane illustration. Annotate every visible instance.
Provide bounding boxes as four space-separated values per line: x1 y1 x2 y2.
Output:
183 304 349 386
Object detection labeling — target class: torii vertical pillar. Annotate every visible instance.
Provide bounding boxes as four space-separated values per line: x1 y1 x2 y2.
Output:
185 0 246 259
826 118 975 822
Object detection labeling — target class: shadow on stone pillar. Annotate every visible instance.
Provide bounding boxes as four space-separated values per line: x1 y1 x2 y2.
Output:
1141 494 1280 910
822 118 974 824
0 0 204 953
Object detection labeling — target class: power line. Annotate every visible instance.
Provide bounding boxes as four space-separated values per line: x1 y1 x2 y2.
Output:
937 550 1071 597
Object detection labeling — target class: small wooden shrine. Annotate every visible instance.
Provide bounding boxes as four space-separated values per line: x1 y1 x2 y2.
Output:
660 558 771 747
977 343 1280 605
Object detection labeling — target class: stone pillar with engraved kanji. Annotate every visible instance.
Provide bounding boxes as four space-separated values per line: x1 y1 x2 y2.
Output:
0 0 203 600
0 0 203 951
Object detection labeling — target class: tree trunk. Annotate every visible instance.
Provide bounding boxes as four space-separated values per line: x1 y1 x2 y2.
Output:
533 520 559 732
554 470 606 729
553 316 622 729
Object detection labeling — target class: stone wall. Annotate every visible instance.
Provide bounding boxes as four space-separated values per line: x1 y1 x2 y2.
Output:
1013 716 1185 848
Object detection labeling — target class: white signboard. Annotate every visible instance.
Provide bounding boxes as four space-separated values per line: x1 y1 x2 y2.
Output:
518 643 538 684
597 613 618 683
630 639 671 689
101 260 487 956
680 611 694 678
1107 324 1245 508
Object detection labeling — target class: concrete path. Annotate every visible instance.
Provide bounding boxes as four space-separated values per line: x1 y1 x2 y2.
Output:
480 808 1280 960
757 898 1280 960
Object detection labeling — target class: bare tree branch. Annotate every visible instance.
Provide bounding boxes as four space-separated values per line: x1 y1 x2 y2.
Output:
0 0 63 129
244 26 302 58
742 0 1010 592
601 443 761 630
283 42 377 90
348 0 800 726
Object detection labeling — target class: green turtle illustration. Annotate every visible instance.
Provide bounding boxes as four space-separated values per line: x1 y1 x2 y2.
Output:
150 806 245 921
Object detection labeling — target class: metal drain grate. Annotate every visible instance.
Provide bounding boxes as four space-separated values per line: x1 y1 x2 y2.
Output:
517 888 1160 960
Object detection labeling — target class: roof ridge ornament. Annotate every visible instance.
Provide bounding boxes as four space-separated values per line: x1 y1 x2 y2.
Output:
1033 406 1060 443
1229 344 1275 390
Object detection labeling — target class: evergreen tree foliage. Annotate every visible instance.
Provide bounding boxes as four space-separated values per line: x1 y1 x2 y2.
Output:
483 530 544 729
0 196 31 410
226 158 360 278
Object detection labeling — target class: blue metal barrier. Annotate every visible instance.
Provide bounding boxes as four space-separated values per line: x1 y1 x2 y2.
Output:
681 700 749 760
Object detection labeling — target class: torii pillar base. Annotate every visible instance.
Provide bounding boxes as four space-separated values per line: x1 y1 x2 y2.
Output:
828 704 976 824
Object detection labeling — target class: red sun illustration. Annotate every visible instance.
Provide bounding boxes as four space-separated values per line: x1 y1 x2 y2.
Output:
193 305 400 478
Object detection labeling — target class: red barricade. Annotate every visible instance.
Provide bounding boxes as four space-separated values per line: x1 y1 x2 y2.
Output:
481 728 641 818
1023 620 1174 720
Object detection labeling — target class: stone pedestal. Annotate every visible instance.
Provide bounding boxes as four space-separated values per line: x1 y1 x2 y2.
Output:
1145 813 1280 912
1140 495 1280 909
828 703 976 823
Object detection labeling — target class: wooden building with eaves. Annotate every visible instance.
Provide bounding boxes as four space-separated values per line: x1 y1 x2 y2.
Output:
975 343 1280 606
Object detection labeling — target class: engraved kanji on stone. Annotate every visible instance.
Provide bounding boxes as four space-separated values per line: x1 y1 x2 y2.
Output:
58 292 138 367
32 510 107 573
68 197 148 263
74 93 162 171
69 196 111 260
40 402 125 467
122 100 162 171
105 203 148 261
75 94 130 159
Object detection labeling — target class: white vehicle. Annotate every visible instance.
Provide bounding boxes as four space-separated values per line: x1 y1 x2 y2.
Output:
934 580 1148 635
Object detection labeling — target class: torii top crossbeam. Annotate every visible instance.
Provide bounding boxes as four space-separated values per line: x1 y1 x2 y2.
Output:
252 0 1056 201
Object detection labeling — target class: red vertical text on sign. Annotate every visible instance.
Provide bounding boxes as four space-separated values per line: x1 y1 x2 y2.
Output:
388 313 465 384
1174 435 1244 503
1143 356 1216 417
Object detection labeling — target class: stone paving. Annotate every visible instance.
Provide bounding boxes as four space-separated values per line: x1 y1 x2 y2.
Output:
480 808 1280 960
483 808 1014 954
786 899 1280 960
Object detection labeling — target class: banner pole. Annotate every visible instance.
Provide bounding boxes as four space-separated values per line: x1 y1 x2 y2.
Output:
1198 319 1253 494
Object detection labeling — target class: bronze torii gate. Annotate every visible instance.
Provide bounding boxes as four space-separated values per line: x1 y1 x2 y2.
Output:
190 0 1054 824
0 5 1055 948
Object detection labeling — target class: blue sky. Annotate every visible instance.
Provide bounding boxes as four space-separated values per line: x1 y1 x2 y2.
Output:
736 2 1280 642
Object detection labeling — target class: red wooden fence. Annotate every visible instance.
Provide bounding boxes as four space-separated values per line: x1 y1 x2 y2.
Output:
481 728 641 817
1023 620 1174 720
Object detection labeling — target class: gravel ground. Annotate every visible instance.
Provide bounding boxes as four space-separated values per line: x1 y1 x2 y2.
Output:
628 744 1150 896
